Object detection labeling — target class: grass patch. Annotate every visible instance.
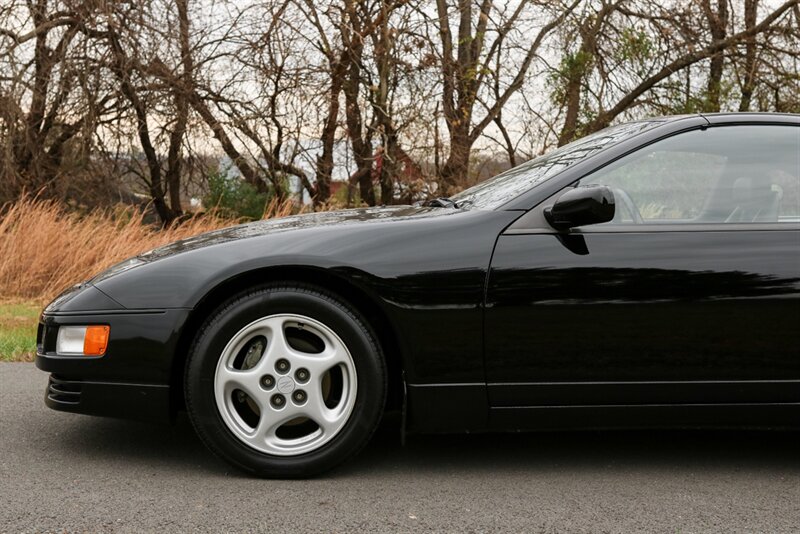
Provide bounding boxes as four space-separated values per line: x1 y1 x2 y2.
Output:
0 301 40 362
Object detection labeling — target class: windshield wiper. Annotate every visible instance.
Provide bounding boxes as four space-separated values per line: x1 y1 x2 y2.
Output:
423 197 471 209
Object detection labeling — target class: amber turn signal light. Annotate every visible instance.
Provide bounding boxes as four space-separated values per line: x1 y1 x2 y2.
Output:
83 325 110 356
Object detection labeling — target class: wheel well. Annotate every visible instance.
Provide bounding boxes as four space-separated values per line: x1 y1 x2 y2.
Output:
169 266 405 417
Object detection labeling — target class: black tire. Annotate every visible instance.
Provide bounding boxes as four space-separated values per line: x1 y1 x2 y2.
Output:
184 283 387 478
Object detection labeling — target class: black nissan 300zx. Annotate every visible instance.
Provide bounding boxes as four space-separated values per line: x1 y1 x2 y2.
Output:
36 113 800 477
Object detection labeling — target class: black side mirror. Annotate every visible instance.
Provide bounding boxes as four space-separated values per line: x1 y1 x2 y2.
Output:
544 185 615 231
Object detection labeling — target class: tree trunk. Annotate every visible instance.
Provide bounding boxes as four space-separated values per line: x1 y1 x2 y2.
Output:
165 0 193 218
739 0 759 111
703 0 729 112
438 127 471 194
19 0 54 182
342 23 375 206
315 62 347 205
379 144 396 205
108 31 175 225
557 63 585 146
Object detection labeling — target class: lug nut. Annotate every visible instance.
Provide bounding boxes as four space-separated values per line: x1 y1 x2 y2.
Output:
275 359 290 373
292 390 307 404
271 394 285 408
295 368 310 383
260 375 275 389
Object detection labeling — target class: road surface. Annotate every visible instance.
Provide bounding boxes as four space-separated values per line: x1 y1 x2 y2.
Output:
2 363 798 532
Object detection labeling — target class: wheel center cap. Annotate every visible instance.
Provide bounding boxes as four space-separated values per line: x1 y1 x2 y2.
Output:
277 376 296 394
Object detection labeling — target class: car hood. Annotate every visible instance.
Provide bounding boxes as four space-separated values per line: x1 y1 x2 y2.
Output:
75 203 521 311
137 205 459 262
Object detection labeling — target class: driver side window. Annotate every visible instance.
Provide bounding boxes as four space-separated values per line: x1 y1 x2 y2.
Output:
580 125 800 225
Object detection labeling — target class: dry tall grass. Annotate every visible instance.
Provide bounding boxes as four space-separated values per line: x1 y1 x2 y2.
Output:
0 196 303 303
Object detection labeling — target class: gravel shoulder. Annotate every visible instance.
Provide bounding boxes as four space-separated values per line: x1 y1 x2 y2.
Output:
2 362 799 533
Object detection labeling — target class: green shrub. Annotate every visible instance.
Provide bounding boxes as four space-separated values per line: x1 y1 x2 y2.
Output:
204 170 273 220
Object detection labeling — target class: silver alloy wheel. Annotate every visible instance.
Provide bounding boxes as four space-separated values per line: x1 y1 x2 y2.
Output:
214 314 357 456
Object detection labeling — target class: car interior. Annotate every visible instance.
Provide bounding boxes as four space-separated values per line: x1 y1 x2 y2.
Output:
580 125 800 225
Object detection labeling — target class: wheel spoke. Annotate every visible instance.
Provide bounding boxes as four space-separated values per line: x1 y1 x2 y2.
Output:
292 340 350 377
216 365 264 409
304 375 347 435
250 404 303 446
257 316 305 369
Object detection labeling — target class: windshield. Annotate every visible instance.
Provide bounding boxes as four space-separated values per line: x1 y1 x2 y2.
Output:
451 118 672 209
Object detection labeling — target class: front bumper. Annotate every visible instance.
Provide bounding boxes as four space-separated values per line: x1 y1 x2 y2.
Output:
36 308 192 421
42 374 170 421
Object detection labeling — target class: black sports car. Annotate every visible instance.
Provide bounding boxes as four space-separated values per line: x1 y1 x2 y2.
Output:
37 113 800 477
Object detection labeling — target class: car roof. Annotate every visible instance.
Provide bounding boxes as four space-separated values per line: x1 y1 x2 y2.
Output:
633 112 799 126
701 112 800 125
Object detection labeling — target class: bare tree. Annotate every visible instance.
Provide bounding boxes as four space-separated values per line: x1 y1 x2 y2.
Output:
2 0 798 214
428 0 580 192
549 0 799 144
0 0 116 201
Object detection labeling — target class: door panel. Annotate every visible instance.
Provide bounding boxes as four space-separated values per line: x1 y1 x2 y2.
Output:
485 230 800 406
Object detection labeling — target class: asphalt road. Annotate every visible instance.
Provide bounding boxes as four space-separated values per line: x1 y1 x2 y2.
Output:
2 363 799 533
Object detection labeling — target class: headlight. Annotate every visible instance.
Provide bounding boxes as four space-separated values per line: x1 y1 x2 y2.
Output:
56 325 110 356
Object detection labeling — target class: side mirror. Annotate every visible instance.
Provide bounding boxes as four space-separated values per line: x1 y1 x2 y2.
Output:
544 185 615 231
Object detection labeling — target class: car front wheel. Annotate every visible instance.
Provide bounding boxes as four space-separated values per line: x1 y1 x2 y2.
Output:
185 284 386 478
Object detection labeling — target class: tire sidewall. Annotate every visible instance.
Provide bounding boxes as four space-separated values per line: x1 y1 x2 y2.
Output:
186 285 385 477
